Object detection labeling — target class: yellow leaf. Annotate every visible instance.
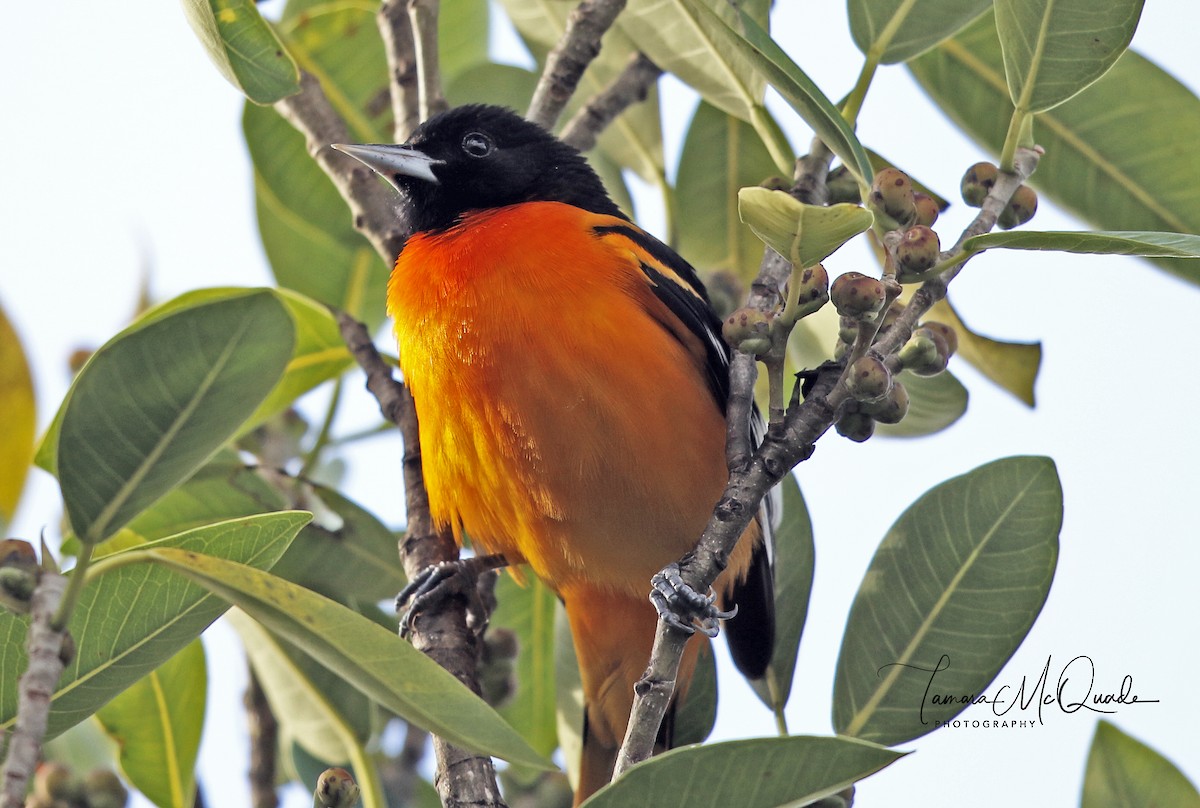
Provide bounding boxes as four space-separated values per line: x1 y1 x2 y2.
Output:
0 301 35 529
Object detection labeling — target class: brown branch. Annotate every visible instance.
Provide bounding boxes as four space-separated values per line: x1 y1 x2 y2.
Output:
407 0 449 121
617 144 1043 775
377 0 421 140
559 52 662 152
245 669 279 808
336 313 506 808
527 0 628 130
274 72 410 260
0 571 69 808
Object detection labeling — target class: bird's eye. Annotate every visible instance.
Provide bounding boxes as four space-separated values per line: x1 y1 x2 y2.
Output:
461 132 494 158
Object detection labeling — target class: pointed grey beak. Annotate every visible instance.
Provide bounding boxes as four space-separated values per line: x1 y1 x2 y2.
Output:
331 143 443 189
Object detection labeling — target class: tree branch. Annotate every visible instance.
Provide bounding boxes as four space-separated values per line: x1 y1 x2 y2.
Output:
616 144 1043 774
527 0 628 129
559 52 662 152
377 0 421 140
0 571 69 808
407 0 449 121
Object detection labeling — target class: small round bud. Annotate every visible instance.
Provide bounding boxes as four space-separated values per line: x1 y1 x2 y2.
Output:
912 192 940 227
783 263 830 323
869 168 917 227
899 330 949 376
861 380 909 424
34 763 77 801
830 272 886 320
895 225 941 276
83 769 129 808
961 162 998 207
998 184 1038 229
846 356 893 404
722 307 772 355
919 321 959 356
835 411 875 443
316 768 360 808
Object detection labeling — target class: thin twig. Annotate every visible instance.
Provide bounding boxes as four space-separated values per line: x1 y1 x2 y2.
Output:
0 571 69 808
559 52 662 151
407 0 449 121
245 669 279 808
527 0 629 129
377 0 421 140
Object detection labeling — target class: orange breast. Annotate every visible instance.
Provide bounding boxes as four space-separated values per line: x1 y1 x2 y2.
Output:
388 202 730 597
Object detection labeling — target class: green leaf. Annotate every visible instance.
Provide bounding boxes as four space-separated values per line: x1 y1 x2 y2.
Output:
616 0 766 123
95 640 206 808
137 547 551 770
0 512 308 737
57 290 294 544
492 576 559 758
994 0 1144 113
738 188 873 268
1082 721 1200 808
908 15 1200 285
676 102 784 284
581 735 904 808
849 0 992 64
833 457 1061 745
440 0 490 81
0 300 34 531
672 643 717 746
554 601 584 789
679 0 875 184
229 610 371 765
873 370 968 438
966 230 1200 258
180 0 300 104
749 474 814 713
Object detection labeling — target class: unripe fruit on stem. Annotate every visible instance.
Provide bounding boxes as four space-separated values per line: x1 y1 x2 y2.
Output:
900 330 949 376
722 307 772 355
961 161 998 207
836 410 875 442
862 380 909 424
896 225 941 275
83 769 129 808
998 184 1038 229
847 356 893 403
912 192 940 227
34 763 77 801
919 320 959 356
316 768 361 808
869 167 916 226
783 263 830 323
830 272 886 320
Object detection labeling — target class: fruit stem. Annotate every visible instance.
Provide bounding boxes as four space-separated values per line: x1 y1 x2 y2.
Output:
999 109 1033 173
51 541 93 631
841 54 879 127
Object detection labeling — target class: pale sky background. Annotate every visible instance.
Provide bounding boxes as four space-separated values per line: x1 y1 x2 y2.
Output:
3 1 1199 807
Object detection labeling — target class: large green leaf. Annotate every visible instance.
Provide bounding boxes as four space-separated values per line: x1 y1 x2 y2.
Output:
848 0 992 64
994 0 1144 113
965 230 1200 258
738 189 874 268
229 610 371 765
925 298 1040 407
0 300 34 531
440 0 491 82
57 291 294 544
873 370 968 438
95 640 206 808
833 457 1060 745
0 512 308 737
908 15 1200 285
1082 721 1200 808
676 102 784 284
181 0 301 103
581 736 903 808
137 547 550 770
679 0 875 184
492 576 559 758
749 474 814 713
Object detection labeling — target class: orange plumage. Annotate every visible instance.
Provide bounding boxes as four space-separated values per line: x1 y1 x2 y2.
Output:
337 105 773 804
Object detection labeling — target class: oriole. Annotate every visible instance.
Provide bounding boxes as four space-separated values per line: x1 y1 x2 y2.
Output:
335 104 775 804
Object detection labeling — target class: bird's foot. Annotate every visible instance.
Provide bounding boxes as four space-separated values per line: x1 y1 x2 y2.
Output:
396 553 507 637
649 562 737 638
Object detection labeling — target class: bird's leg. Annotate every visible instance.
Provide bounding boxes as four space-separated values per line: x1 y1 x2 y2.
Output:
396 553 509 637
649 562 737 639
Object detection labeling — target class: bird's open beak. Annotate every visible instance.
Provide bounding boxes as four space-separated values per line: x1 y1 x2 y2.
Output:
331 143 443 189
